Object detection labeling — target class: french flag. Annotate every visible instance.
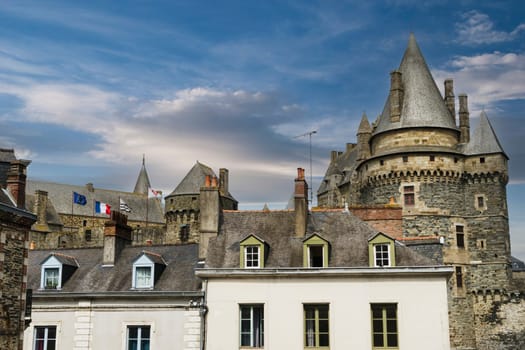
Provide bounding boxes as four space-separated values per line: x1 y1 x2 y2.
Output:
95 201 111 215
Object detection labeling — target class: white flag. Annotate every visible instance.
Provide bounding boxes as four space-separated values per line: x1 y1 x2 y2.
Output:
120 198 132 212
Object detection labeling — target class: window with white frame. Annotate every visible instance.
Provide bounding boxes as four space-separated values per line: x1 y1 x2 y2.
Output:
374 244 390 267
240 304 264 347
43 268 59 289
34 326 56 350
127 325 150 350
245 245 260 268
134 266 153 289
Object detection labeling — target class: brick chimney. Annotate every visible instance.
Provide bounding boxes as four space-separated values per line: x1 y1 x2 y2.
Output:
459 94 470 144
33 190 50 232
219 168 229 196
389 70 403 122
294 168 308 237
199 175 221 259
6 159 30 209
103 211 132 266
444 79 456 123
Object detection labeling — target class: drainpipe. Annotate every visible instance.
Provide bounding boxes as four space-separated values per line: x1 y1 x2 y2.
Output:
200 279 208 350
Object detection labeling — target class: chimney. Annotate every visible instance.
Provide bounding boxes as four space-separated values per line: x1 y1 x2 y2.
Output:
389 70 403 122
33 190 50 232
199 177 221 259
219 168 229 196
103 211 132 265
294 168 308 237
346 143 356 152
86 183 94 192
459 94 470 143
444 79 456 123
330 151 339 162
6 159 30 209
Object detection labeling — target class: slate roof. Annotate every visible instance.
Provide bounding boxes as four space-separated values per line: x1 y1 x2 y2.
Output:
41 252 79 267
26 180 164 223
168 161 215 197
205 210 436 268
133 156 152 195
464 111 507 158
28 244 200 293
374 33 458 136
317 146 358 195
25 192 63 228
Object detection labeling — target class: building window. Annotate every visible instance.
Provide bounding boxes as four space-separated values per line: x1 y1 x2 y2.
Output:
477 196 484 208
43 268 59 289
245 246 260 268
456 226 465 248
127 325 150 350
403 186 414 206
379 160 384 166
134 266 152 289
477 239 486 250
480 157 485 163
308 246 324 267
371 304 398 349
179 224 190 242
374 244 390 267
83 220 87 227
304 304 329 348
402 156 408 162
34 326 56 350
85 229 92 242
429 155 435 161
454 157 458 163
456 266 463 289
240 305 264 348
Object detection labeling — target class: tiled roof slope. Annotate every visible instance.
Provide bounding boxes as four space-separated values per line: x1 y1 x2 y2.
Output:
206 210 435 268
374 33 458 135
26 180 164 223
168 161 215 196
28 244 200 293
464 111 507 157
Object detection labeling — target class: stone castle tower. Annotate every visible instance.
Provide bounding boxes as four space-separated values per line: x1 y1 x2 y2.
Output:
317 34 516 349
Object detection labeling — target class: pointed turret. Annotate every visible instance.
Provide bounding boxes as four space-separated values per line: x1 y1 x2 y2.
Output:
464 111 507 157
357 113 372 160
133 155 152 195
374 33 458 135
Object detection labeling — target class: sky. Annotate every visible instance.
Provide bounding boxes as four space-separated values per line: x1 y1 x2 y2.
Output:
0 1 524 259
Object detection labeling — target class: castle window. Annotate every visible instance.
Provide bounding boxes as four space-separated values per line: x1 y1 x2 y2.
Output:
83 220 87 227
456 266 463 289
85 229 92 242
456 226 465 248
180 224 190 242
403 186 414 206
480 157 485 163
454 157 458 163
475 195 487 211
380 160 384 166
402 156 408 162
429 155 435 161
477 239 486 250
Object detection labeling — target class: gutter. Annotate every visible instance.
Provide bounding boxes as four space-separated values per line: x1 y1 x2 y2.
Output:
31 290 204 299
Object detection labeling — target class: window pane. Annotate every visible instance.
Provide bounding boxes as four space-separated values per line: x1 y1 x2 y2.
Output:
47 340 56 350
239 305 264 347
128 340 138 350
240 334 251 346
34 340 44 350
373 334 384 346
387 333 398 346
373 319 383 332
141 340 150 350
386 305 396 318
319 319 329 333
319 333 329 346
141 327 150 339
128 327 138 339
387 319 397 332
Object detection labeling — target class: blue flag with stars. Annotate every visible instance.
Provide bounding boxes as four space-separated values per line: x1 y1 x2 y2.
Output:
73 192 87 205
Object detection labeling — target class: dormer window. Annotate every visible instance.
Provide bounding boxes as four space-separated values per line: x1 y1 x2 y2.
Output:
368 233 396 268
240 235 266 269
132 251 167 289
303 234 330 268
40 253 78 290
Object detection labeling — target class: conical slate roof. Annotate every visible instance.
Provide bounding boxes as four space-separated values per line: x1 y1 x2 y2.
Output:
167 161 216 196
133 156 152 195
464 111 507 157
374 34 458 135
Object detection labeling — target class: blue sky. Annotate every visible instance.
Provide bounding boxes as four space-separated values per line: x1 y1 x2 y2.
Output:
1 1 524 259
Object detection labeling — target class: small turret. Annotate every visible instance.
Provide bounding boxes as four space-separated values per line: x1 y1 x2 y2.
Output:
459 94 470 144
357 113 372 160
133 155 152 195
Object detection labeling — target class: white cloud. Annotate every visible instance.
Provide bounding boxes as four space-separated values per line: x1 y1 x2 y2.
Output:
456 10 525 45
433 51 525 112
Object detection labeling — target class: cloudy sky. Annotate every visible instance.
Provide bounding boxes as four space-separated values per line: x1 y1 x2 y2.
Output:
1 1 524 259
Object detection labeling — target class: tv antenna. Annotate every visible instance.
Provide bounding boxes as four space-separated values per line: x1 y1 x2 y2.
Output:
294 130 317 207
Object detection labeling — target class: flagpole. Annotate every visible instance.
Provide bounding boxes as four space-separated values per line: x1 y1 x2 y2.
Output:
146 194 149 228
71 191 74 232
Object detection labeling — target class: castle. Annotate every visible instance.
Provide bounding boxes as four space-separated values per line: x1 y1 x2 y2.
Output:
317 33 523 349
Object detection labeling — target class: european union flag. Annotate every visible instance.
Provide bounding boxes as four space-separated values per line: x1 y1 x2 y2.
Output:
73 192 87 205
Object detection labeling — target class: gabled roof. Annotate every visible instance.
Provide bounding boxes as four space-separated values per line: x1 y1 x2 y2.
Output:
464 111 507 158
133 156 152 195
41 252 79 267
168 161 215 196
374 34 458 135
206 210 436 268
28 244 200 293
135 250 168 266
